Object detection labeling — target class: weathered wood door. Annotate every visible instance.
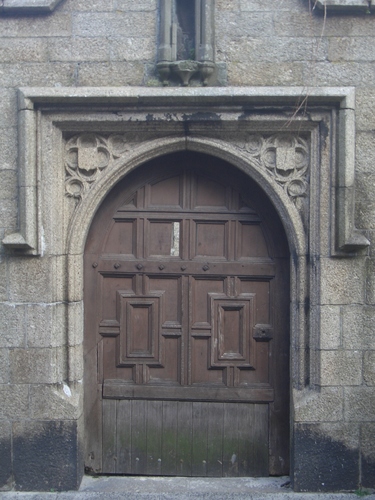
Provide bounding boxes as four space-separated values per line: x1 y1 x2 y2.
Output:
84 152 289 477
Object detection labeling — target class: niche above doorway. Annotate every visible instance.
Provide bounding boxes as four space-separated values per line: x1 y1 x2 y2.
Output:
157 0 216 86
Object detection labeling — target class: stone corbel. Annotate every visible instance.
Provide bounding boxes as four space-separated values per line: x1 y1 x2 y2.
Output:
0 0 64 12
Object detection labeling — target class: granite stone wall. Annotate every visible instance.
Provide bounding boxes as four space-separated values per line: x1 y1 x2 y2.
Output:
0 0 374 492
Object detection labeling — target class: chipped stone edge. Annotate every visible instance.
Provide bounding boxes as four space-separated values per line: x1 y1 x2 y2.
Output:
0 0 64 12
2 86 369 256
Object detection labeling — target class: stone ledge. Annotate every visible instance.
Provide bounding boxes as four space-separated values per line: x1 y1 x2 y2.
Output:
0 0 63 12
314 0 371 11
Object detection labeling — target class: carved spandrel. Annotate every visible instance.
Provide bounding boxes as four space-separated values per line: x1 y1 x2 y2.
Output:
234 133 310 227
65 134 140 203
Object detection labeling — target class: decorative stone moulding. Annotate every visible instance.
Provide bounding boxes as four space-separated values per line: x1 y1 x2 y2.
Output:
1 86 369 258
157 0 216 86
0 0 64 12
312 0 373 11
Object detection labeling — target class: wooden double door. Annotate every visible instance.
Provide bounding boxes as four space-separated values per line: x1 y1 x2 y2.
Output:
84 152 290 477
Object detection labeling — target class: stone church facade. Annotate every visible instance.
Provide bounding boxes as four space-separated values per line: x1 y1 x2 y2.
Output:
0 0 374 493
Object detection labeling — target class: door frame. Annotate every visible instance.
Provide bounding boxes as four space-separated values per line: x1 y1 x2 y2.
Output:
9 86 362 488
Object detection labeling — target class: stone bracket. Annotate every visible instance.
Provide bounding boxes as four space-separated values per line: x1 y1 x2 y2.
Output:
1 86 369 256
0 0 64 12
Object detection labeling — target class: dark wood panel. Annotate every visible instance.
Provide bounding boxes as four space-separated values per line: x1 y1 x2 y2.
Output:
176 402 193 476
192 402 208 476
146 400 163 475
102 399 117 473
131 400 147 474
207 403 224 477
223 402 240 476
103 381 274 402
116 400 132 474
161 401 178 475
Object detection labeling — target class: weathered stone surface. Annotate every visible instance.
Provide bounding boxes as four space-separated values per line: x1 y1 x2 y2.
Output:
109 37 154 62
76 61 146 86
344 386 375 421
293 387 344 422
0 349 9 384
0 385 29 418
0 62 76 87
67 301 83 347
30 383 82 420
364 351 375 386
356 90 375 131
320 258 366 305
219 37 328 64
0 261 6 302
0 170 17 200
239 0 299 11
319 305 342 349
343 305 375 349
48 37 110 63
320 350 362 386
13 420 81 491
8 257 63 303
72 12 155 38
293 423 359 492
26 303 65 348
227 62 305 86
0 13 71 37
0 88 18 129
9 347 65 384
366 258 375 305
0 199 18 229
329 37 375 63
361 422 375 488
355 132 375 174
115 0 156 11
0 420 12 491
0 303 25 348
0 38 48 63
274 11 375 38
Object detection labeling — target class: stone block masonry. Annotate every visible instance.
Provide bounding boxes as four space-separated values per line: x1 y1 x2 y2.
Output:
0 0 374 493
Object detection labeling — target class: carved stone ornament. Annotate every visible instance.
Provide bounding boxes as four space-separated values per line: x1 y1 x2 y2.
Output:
237 134 310 211
65 134 133 202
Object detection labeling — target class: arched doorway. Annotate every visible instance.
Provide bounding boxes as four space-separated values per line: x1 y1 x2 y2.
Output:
84 151 290 477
